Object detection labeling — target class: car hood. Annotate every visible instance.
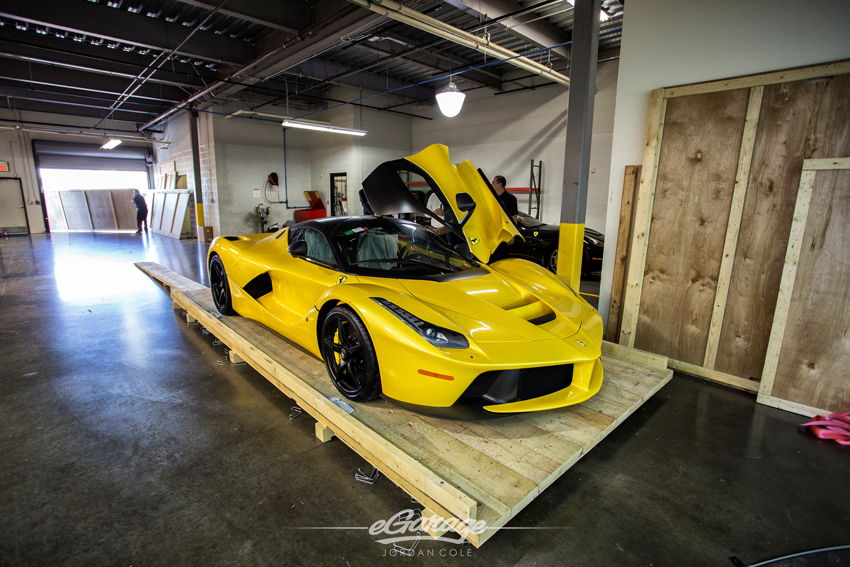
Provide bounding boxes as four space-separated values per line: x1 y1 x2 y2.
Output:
362 144 521 263
399 268 584 342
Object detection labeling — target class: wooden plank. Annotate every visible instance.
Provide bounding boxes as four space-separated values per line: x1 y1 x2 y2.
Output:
135 261 208 293
767 169 850 412
601 340 668 371
58 190 93 231
668 359 759 393
619 89 667 347
803 158 850 170
110 189 138 230
634 88 750 364
664 59 850 98
703 86 764 369
160 160 176 174
136 262 674 548
85 190 118 231
717 74 850 381
606 165 640 342
756 395 832 418
43 191 67 231
757 170 816 397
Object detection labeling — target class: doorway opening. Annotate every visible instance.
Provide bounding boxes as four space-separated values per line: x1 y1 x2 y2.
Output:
330 173 347 217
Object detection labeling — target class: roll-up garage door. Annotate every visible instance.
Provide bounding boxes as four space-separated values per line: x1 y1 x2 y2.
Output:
34 140 150 171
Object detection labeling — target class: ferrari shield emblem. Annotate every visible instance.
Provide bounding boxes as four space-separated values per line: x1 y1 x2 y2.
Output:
534 231 539 237
337 275 347 284
470 237 480 245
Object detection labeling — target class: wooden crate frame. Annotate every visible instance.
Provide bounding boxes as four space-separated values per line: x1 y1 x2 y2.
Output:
757 157 850 416
136 262 674 547
616 59 850 396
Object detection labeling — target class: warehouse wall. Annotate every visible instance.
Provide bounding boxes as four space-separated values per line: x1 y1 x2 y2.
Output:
309 89 413 216
600 0 850 327
411 59 619 233
0 122 45 233
210 110 311 236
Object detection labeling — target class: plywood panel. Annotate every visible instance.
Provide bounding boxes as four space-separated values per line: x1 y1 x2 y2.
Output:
771 169 850 411
150 192 166 231
606 166 640 342
85 190 118 230
110 189 138 230
58 191 92 231
158 193 179 235
634 89 749 364
169 193 190 239
717 75 850 380
44 192 67 231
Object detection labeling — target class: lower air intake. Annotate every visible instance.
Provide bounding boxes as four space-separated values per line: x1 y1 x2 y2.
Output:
517 364 573 400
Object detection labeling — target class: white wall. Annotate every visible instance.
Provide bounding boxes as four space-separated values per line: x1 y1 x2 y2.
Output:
412 59 619 233
601 0 850 327
309 88 413 216
210 109 312 235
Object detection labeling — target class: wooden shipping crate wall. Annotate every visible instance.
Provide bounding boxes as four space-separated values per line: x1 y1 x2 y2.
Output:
617 60 850 408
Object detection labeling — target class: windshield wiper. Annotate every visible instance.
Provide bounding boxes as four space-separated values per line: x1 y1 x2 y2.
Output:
349 258 454 273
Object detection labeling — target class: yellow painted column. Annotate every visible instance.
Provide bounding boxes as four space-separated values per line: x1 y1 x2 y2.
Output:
196 202 206 227
557 223 584 291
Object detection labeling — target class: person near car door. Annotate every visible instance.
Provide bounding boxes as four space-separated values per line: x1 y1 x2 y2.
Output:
489 175 518 262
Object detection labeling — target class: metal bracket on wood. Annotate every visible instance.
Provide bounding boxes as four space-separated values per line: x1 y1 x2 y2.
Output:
355 467 381 484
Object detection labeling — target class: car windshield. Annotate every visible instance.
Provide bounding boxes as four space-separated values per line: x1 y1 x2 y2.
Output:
332 219 475 277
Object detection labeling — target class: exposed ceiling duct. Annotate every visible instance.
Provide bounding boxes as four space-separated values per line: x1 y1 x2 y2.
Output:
347 0 570 87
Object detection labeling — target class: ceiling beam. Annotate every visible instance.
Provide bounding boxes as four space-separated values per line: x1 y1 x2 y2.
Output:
170 0 301 35
0 2 253 66
440 0 572 61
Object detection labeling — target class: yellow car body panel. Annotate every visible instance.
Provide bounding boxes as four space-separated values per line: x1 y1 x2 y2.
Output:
405 144 521 263
207 147 603 419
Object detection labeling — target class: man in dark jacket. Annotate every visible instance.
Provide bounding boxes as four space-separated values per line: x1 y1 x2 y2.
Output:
132 189 149 233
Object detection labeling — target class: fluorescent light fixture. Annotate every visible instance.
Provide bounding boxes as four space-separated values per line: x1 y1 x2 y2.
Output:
101 138 122 150
281 119 367 136
436 81 465 118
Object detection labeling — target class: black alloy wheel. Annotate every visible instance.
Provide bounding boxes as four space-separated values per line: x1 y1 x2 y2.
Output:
320 306 381 401
209 255 236 315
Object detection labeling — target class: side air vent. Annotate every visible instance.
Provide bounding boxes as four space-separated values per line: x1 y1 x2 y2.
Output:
243 272 273 299
223 236 240 241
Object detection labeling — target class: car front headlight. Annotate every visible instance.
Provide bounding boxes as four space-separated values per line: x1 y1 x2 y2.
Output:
372 297 469 349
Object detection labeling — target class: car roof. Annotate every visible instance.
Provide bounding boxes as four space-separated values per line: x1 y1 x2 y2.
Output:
292 215 419 239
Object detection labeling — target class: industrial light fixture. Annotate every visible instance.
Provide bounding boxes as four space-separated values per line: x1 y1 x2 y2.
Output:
281 119 367 137
436 80 465 118
101 138 122 150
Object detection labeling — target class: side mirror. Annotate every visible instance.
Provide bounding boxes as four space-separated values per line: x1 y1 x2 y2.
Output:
288 240 308 257
456 193 476 228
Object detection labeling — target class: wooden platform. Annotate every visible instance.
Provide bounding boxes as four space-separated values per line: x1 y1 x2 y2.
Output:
136 262 673 547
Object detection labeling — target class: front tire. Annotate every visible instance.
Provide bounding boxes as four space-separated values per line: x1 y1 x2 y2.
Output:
209 255 236 315
320 306 381 401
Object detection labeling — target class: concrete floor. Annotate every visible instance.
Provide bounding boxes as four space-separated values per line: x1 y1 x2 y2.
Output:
1 232 848 567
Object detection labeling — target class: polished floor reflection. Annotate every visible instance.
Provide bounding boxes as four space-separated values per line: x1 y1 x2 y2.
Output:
0 232 848 567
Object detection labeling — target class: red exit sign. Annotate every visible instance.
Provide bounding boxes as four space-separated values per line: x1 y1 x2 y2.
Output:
0 162 8 172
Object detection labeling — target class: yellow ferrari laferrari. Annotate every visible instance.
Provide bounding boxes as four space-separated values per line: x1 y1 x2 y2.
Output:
208 144 603 419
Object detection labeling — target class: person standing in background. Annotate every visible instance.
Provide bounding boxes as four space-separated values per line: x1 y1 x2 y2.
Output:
489 175 518 262
132 189 149 233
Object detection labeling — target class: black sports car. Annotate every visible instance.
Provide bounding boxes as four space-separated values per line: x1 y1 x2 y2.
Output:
508 212 605 277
